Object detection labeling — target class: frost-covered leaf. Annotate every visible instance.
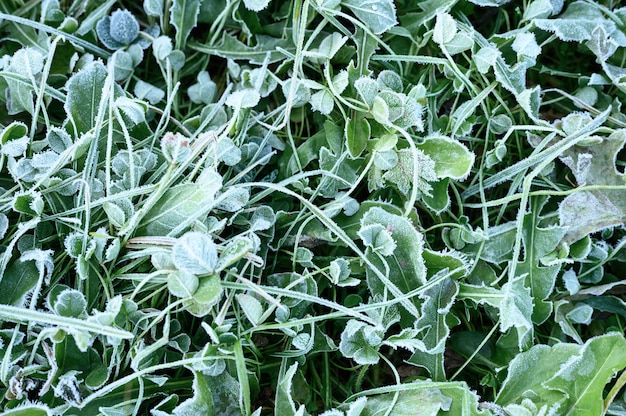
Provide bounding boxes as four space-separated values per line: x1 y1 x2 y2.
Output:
496 333 626 414
473 45 500 74
459 276 534 348
226 89 261 109
216 187 250 212
512 32 541 62
172 232 218 275
97 10 139 49
533 1 615 42
516 197 566 324
52 289 87 318
317 33 348 60
172 371 214 415
361 207 427 321
65 61 121 135
275 363 306 416
0 260 38 307
342 0 398 35
152 36 173 61
416 136 474 180
250 206 276 232
329 258 359 286
556 129 626 244
345 116 370 158
216 237 252 271
310 89 335 115
144 0 164 17
170 0 200 48
243 0 271 11
1 121 29 157
137 169 222 236
382 148 436 196
361 385 452 416
377 70 403 93
134 80 165 104
168 270 199 298
586 25 618 62
339 319 383 365
409 276 459 380
354 76 378 106
236 293 264 326
188 71 216 104
184 274 222 317
433 13 457 45
467 0 514 5
358 223 396 256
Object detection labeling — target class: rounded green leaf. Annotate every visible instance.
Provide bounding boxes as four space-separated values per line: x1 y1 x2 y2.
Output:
172 232 218 275
168 270 199 298
416 136 475 180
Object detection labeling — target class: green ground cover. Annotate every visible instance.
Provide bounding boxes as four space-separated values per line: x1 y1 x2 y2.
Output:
1 0 626 414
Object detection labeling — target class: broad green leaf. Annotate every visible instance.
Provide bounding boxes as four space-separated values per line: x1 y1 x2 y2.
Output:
172 232 218 275
170 0 200 49
0 260 39 307
409 276 459 381
345 116 370 158
275 363 307 416
361 385 452 416
172 371 215 415
342 0 398 35
533 1 614 42
2 405 51 416
496 333 626 415
310 89 335 115
557 129 626 244
361 207 427 321
137 169 222 236
416 136 474 180
65 61 120 135
516 197 566 324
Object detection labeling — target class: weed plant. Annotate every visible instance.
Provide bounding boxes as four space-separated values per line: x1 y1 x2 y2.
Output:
1 0 626 415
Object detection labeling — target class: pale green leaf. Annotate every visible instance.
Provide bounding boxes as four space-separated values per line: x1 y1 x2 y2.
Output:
168 270 200 298
416 136 474 180
342 0 398 35
170 0 200 49
172 232 218 275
